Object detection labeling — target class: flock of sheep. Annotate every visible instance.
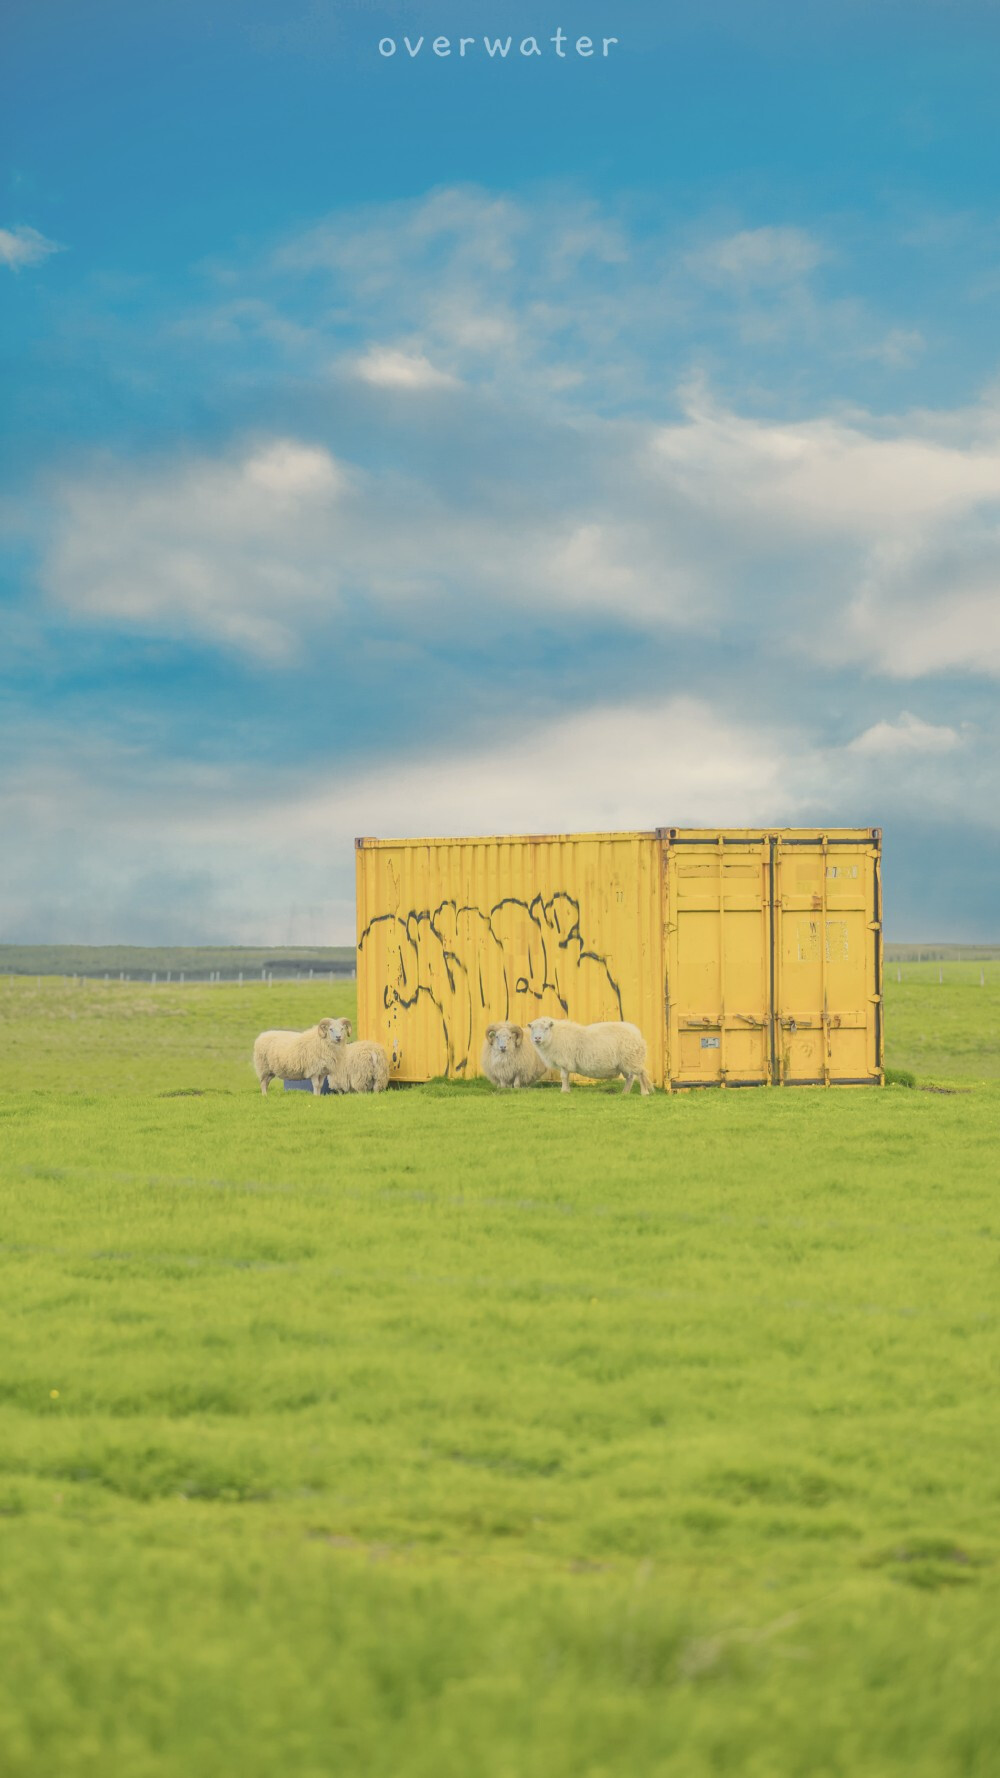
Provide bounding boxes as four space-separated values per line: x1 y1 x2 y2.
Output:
253 1017 654 1096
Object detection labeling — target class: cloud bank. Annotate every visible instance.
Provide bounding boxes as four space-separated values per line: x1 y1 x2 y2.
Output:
3 695 995 944
9 184 1000 941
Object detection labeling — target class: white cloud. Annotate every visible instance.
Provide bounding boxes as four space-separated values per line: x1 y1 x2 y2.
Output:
268 187 645 399
39 382 1000 674
40 418 716 656
650 387 1000 538
841 523 1000 678
242 439 344 498
646 389 1000 676
847 712 962 755
259 697 992 861
0 224 62 270
172 185 942 437
298 696 792 842
273 189 910 402
686 225 828 285
42 440 350 660
352 346 458 390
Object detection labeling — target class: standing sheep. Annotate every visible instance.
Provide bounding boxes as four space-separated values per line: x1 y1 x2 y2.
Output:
481 1021 553 1090
323 1018 390 1094
527 1017 654 1096
253 1019 343 1096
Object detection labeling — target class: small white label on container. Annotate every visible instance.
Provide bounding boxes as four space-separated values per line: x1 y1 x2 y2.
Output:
701 1036 720 1049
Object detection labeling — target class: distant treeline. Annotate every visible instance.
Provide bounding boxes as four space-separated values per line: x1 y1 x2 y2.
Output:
0 945 356 978
2 941 997 979
884 943 1000 962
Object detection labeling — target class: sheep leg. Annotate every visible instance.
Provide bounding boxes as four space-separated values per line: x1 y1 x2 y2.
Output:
310 1075 325 1096
621 1072 635 1095
560 1069 571 1094
639 1070 653 1096
259 1073 273 1096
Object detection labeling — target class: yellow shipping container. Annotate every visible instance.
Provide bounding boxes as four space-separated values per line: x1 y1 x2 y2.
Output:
355 828 883 1089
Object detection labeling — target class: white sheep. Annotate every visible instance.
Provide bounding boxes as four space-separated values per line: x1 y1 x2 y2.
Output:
323 1017 390 1094
253 1019 343 1096
527 1017 653 1095
481 1021 553 1090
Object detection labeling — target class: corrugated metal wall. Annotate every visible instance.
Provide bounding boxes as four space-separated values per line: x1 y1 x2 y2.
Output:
355 828 883 1088
355 832 664 1083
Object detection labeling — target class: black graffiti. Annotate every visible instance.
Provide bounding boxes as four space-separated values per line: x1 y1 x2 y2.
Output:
358 892 623 1076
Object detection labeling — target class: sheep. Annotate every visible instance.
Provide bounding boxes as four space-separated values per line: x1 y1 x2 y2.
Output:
481 1021 553 1090
253 1018 343 1096
322 1017 390 1094
527 1017 654 1095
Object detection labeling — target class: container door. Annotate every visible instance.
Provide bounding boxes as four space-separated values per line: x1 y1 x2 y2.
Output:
662 835 772 1087
773 835 882 1085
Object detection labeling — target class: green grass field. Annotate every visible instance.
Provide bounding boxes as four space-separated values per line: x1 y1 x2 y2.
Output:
1 967 997 1776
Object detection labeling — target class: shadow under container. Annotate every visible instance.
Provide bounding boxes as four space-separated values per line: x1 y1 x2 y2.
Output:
355 828 883 1090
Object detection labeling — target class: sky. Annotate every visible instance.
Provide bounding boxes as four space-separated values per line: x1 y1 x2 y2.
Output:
2 0 999 944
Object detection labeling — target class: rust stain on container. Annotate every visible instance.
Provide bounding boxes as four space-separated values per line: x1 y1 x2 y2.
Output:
355 829 883 1089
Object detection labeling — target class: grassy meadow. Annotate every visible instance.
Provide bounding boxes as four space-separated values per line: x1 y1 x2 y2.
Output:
0 964 998 1775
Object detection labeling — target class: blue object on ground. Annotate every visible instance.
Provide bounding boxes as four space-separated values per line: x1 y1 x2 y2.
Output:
283 1078 331 1094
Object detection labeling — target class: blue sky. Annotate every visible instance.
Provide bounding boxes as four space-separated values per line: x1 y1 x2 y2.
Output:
2 0 999 943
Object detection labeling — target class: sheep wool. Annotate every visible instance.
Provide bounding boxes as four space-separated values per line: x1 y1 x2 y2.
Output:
323 1017 390 1094
481 1021 553 1089
253 1019 342 1096
527 1017 653 1096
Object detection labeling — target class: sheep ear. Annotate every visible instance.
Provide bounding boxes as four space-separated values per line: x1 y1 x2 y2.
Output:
343 1019 353 1037
318 1019 331 1035
485 1024 497 1041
